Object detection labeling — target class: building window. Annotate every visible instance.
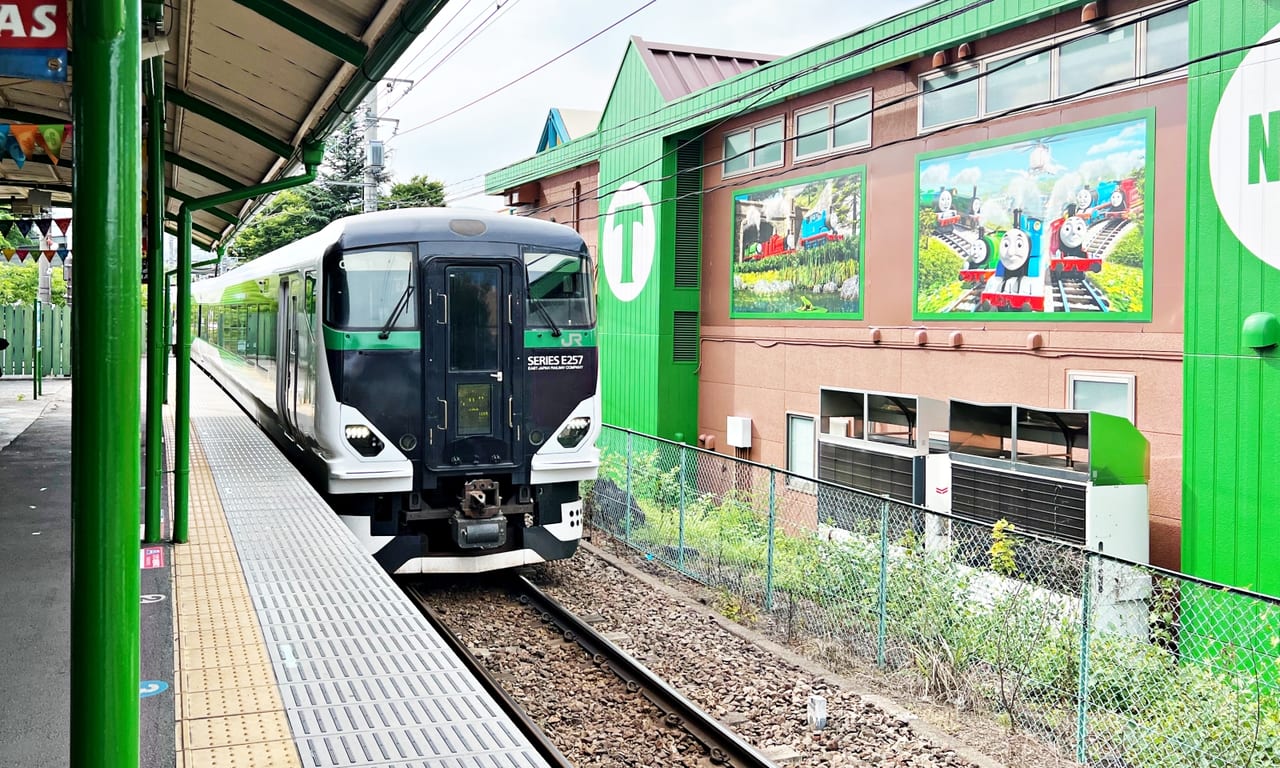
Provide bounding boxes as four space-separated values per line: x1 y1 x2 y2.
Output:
795 93 872 159
786 413 817 491
920 64 980 129
985 50 1051 114
918 3 1188 133
1067 371 1135 422
1145 5 1189 75
722 117 785 177
1059 25 1136 98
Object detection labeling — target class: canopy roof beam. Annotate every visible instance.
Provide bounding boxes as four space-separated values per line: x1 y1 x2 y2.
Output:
229 0 368 66
166 188 238 225
165 152 243 192
166 89 293 159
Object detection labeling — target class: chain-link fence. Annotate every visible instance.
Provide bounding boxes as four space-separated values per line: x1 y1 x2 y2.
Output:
585 426 1280 767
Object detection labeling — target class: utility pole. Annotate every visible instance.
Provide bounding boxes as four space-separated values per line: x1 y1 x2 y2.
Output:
363 90 382 213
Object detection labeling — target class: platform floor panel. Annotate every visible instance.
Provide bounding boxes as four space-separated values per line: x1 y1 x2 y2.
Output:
185 372 549 768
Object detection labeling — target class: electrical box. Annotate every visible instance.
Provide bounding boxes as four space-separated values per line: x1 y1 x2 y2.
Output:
726 416 752 448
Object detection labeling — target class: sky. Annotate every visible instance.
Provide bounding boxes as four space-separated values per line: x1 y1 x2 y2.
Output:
376 0 927 209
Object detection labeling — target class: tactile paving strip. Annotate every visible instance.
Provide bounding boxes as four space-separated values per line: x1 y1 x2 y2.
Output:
190 409 549 768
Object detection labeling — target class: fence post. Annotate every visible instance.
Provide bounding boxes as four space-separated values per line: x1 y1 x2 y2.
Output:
1076 552 1094 765
765 468 777 612
677 442 687 572
877 500 890 669
624 431 633 545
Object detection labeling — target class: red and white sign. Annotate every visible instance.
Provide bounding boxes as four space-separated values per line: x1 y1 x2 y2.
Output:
0 2 65 81
141 546 165 570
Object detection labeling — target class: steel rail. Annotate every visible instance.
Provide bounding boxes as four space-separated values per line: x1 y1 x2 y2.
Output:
402 584 574 768
510 575 777 768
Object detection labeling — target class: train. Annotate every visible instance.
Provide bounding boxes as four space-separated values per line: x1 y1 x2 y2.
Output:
190 208 601 574
741 206 844 260
978 210 1045 311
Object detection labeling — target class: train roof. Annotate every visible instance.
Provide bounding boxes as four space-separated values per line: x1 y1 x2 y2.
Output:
194 208 587 297
335 207 588 251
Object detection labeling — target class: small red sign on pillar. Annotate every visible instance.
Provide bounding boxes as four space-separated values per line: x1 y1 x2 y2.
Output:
141 546 164 569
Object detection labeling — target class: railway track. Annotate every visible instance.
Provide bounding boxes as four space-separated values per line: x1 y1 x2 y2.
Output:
404 582 575 768
406 576 777 768
1050 274 1109 312
1085 218 1130 256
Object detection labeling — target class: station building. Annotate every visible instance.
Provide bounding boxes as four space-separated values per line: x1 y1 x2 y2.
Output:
486 0 1275 587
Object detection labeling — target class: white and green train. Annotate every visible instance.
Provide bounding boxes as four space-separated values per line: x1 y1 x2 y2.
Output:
191 208 600 574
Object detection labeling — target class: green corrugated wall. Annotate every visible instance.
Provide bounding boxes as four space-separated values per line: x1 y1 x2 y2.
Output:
1182 0 1280 595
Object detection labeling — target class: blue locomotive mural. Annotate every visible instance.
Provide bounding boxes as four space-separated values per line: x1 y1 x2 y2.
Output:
914 113 1151 319
732 168 864 319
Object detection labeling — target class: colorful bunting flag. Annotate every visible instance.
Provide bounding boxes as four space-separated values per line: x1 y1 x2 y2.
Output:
9 125 37 169
54 218 69 235
15 249 28 262
35 219 51 237
36 124 64 163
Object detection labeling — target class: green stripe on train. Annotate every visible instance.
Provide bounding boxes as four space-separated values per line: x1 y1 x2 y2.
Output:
524 329 596 348
322 327 420 351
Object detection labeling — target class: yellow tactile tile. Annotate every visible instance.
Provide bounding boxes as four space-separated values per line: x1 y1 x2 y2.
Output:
170 417 302 768
184 687 284 720
180 641 271 671
183 741 302 768
185 712 293 749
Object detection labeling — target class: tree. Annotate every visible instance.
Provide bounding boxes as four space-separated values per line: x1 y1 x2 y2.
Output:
230 120 447 262
382 174 445 209
229 187 335 260
0 259 66 306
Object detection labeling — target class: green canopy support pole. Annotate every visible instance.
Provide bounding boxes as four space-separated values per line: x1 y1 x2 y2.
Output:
163 271 172 404
173 144 323 543
144 49 166 543
70 0 141 766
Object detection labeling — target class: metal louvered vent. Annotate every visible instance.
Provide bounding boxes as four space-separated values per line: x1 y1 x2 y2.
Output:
817 442 916 502
674 140 702 289
672 311 699 363
950 462 1087 545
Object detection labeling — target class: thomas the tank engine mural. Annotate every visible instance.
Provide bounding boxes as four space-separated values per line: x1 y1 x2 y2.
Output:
914 115 1150 318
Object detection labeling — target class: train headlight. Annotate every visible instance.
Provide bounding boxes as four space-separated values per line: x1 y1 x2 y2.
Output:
556 417 591 448
344 424 384 457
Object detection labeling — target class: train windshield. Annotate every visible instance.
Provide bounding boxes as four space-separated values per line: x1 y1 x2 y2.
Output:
523 249 594 329
325 246 417 330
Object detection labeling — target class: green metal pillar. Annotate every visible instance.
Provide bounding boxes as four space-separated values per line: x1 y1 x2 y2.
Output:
70 0 141 767
162 271 172 404
172 146 322 543
144 51 166 543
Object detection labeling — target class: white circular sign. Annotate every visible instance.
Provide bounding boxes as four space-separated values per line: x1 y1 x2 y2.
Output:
600 181 656 303
1210 21 1280 271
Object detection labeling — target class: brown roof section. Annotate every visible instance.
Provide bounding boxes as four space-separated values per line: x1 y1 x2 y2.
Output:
632 36 776 101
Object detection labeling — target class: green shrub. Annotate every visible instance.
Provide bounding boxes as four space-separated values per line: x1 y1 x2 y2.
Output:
917 238 964 297
1108 226 1145 268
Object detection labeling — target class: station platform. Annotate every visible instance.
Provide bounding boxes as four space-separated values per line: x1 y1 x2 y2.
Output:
0 369 551 768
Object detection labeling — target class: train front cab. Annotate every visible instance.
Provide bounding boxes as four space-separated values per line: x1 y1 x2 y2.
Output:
322 223 600 574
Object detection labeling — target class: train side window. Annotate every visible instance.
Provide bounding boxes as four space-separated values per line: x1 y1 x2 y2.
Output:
1067 371 1135 423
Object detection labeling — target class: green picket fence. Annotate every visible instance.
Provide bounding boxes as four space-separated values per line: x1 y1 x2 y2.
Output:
0 304 72 377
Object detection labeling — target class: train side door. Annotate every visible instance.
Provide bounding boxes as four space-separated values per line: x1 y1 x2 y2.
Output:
276 273 301 435
423 256 521 472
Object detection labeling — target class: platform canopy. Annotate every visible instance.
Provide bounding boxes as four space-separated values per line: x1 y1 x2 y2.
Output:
0 0 449 248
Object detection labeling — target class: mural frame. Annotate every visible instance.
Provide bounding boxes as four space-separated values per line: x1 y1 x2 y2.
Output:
729 165 867 321
911 108 1155 322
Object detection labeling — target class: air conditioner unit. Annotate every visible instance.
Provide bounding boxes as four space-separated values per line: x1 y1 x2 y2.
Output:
726 416 752 448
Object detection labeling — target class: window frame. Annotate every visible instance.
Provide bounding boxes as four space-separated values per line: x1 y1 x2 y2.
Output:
721 116 787 179
1066 370 1136 423
793 90 874 161
785 411 818 493
916 0 1188 133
